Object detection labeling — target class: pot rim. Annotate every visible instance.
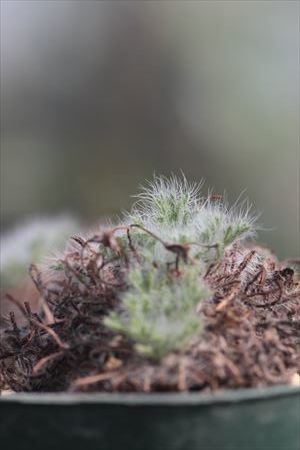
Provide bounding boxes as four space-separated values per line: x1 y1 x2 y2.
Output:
0 385 299 406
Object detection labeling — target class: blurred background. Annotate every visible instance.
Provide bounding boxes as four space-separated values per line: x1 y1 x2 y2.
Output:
1 0 299 267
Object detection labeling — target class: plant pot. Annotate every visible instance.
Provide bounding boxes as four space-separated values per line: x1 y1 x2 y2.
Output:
0 385 299 450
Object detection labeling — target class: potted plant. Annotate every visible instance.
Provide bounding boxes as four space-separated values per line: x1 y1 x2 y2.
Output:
1 175 299 450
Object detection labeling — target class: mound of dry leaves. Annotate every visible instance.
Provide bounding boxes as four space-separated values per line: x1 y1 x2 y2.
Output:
0 232 299 393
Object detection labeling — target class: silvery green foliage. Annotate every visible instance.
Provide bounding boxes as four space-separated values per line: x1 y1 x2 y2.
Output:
126 175 256 261
105 264 210 360
105 175 257 359
0 216 78 288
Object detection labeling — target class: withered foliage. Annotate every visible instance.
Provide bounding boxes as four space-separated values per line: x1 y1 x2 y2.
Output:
0 231 299 393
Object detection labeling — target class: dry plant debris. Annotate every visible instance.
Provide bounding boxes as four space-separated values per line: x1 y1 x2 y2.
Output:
0 176 299 393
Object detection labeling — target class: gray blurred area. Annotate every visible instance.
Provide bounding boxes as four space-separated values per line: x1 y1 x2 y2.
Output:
1 0 299 258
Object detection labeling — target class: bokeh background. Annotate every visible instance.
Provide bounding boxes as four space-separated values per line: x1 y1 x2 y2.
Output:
1 0 299 261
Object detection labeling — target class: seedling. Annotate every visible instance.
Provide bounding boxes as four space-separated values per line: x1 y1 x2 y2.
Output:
104 175 257 358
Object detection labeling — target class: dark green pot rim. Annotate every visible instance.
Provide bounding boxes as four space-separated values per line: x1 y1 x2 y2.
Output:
1 385 299 406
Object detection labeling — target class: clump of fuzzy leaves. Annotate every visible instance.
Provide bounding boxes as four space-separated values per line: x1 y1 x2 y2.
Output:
105 175 257 358
105 265 209 360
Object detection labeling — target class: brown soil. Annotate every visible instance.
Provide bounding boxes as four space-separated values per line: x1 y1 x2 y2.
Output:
0 235 299 393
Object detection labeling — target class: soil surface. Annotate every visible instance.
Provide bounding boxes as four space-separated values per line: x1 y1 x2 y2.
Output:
0 238 299 393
